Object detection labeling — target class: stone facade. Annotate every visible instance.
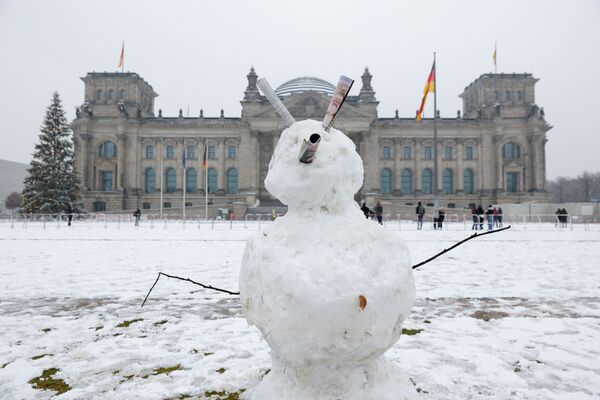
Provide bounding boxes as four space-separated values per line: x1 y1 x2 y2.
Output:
71 68 551 216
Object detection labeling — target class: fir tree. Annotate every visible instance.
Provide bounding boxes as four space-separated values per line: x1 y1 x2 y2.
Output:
20 92 83 214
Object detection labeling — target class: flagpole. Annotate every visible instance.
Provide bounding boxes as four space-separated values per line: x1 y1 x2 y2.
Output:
494 42 497 74
160 137 164 218
433 51 439 210
182 143 186 223
121 41 124 73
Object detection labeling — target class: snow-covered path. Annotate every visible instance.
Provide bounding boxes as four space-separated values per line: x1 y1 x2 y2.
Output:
1 224 599 399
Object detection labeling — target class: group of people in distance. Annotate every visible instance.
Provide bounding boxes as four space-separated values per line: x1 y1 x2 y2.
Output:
470 205 503 230
555 207 569 227
414 202 445 230
361 201 384 225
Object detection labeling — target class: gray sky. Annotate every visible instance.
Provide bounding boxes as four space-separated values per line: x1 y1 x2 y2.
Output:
0 0 598 179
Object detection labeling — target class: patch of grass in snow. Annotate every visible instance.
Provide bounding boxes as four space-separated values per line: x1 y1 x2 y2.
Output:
402 328 423 335
112 370 120 375
409 378 429 394
153 320 168 326
142 364 183 378
116 318 144 328
471 310 509 321
215 368 226 374
94 325 104 331
31 354 52 360
122 374 135 381
423 319 431 324
1 362 9 369
203 352 214 356
203 389 245 399
29 368 71 395
41 328 52 333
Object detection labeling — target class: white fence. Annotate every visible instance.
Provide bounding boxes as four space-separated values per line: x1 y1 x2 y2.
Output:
1 213 599 231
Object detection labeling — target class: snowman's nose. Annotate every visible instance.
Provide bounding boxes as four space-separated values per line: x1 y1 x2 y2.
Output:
299 133 322 164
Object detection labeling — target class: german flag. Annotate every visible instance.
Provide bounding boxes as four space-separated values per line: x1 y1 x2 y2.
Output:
416 61 435 122
117 42 124 70
202 144 208 171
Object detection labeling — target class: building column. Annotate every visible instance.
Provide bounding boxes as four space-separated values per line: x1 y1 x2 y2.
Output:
495 136 503 191
456 140 464 192
393 139 401 189
414 139 422 193
116 135 126 189
218 139 226 191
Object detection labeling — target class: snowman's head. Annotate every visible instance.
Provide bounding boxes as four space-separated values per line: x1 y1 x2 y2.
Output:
265 119 363 211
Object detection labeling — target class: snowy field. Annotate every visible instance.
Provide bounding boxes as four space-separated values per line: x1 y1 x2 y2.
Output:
1 222 599 399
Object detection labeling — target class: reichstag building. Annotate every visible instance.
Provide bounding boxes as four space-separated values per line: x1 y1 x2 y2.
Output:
71 67 551 216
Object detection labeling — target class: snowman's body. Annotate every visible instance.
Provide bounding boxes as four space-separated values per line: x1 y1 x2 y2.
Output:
240 120 417 399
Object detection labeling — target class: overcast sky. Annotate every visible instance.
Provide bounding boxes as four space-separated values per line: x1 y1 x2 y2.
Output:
0 0 598 179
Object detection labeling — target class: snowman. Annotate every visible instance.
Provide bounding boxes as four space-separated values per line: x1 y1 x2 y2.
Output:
239 78 418 400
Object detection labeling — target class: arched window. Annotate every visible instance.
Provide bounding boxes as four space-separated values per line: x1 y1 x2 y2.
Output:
108 89 114 101
380 168 392 194
463 169 474 194
503 143 521 159
165 168 176 193
207 168 218 193
95 89 102 101
98 141 117 158
186 168 197 193
119 89 125 101
145 168 156 193
443 168 454 194
227 168 238 194
421 169 433 194
401 169 413 195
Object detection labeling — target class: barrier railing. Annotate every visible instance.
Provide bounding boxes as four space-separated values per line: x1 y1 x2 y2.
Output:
0 213 597 231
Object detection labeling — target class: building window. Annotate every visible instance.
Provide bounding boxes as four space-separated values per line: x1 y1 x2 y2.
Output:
165 168 176 193
505 91 511 102
507 172 519 192
93 201 106 212
187 145 195 160
380 169 392 194
145 168 156 193
424 146 432 160
401 169 413 195
443 168 454 194
163 202 172 208
146 145 154 159
142 202 151 209
100 171 113 192
228 145 237 159
207 168 218 193
186 168 197 193
95 89 102 101
465 145 473 160
517 90 523 102
119 89 125 101
503 143 521 159
403 145 411 160
421 169 433 194
494 90 500 102
227 168 238 194
445 146 453 160
463 169 474 194
208 145 216 159
98 141 117 158
166 145 174 159
108 89 114 102
382 145 391 160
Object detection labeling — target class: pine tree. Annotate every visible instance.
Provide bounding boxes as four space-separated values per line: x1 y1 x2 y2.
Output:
20 92 83 214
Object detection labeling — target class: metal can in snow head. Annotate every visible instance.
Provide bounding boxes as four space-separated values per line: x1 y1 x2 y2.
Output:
299 133 321 164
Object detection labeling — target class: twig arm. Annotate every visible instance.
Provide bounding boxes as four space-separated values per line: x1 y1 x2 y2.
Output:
412 225 511 270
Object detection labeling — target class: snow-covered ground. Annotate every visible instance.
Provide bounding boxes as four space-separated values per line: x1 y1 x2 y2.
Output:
1 222 599 399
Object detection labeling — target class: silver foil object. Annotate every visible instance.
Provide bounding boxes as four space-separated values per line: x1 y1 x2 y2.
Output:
299 133 321 164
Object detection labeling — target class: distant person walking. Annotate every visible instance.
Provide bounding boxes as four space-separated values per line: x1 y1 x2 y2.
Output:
471 206 479 230
361 202 370 219
416 202 425 230
374 201 383 225
65 203 74 226
477 205 485 230
493 207 499 227
434 208 445 230
497 207 503 227
486 205 494 230
133 208 141 226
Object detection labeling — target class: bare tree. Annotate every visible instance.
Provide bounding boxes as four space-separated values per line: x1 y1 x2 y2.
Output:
4 192 21 209
547 171 600 202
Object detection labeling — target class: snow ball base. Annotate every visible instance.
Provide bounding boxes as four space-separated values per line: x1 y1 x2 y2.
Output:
240 120 417 399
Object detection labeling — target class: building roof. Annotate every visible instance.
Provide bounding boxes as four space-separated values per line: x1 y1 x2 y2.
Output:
275 76 335 97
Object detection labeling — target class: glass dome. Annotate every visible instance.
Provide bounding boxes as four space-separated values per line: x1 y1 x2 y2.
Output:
275 76 335 97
